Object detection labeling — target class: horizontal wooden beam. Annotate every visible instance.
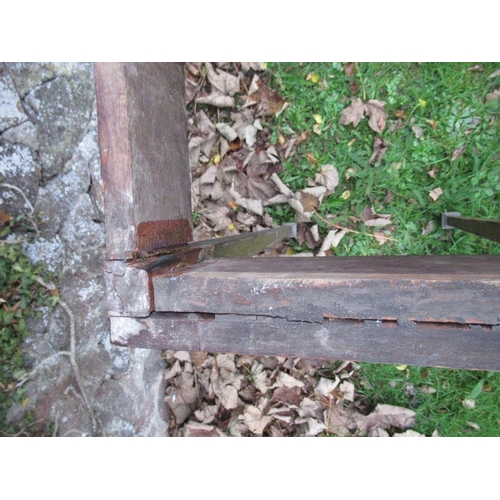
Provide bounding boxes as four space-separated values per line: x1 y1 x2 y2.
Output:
110 312 500 371
152 255 500 325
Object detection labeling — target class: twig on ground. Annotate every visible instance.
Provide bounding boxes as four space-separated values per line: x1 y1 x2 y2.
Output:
35 277 99 436
312 210 398 243
16 351 71 389
233 63 249 94
0 182 40 240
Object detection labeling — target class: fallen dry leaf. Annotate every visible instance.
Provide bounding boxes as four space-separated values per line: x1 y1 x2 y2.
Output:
201 203 232 231
419 385 437 394
296 223 321 249
305 418 327 436
315 377 341 397
394 109 407 120
250 361 269 393
343 62 356 77
297 191 320 213
252 85 286 116
185 74 203 104
324 407 356 437
462 399 475 409
355 404 416 435
174 351 191 362
429 187 443 202
185 62 201 76
183 422 226 437
360 205 376 222
316 229 348 256
451 146 466 161
199 164 218 185
270 173 293 198
240 404 271 435
466 422 481 431
165 372 198 425
216 123 238 142
340 98 388 133
369 136 389 164
273 371 305 389
205 62 240 96
315 164 339 191
364 218 392 227
486 89 500 102
306 152 317 164
428 167 438 179
393 429 425 437
241 62 266 72
188 110 217 169
248 74 261 95
365 100 388 133
488 69 500 79
422 220 434 236
306 73 319 83
164 360 182 380
236 197 263 216
349 80 360 94
382 189 394 204
466 65 484 73
0 210 13 226
339 98 366 128
412 125 424 139
210 354 243 410
196 90 235 108
374 231 391 245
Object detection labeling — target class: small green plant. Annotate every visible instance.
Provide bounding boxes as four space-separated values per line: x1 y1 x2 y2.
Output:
0 216 58 435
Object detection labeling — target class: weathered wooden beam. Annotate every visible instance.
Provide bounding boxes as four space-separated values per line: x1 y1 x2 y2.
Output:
95 63 193 260
152 255 500 325
110 312 500 371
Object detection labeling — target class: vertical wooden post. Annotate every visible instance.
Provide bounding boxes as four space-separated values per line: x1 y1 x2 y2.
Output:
95 63 193 260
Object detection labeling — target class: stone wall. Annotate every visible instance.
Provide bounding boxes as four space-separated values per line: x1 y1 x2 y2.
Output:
0 63 168 436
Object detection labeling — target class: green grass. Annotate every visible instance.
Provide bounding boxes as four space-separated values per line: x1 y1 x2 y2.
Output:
0 218 58 435
267 62 500 436
356 364 500 436
267 62 500 257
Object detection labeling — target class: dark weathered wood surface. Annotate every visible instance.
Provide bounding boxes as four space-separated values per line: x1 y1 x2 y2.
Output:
95 63 192 260
152 255 500 324
446 215 500 243
110 313 500 371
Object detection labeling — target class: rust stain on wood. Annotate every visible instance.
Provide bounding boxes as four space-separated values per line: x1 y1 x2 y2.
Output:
137 219 192 253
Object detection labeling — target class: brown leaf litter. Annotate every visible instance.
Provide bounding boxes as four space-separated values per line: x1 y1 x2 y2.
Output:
164 350 428 437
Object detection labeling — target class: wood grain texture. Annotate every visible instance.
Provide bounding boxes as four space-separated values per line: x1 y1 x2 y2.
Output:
95 63 135 259
95 63 192 259
116 313 500 371
152 255 500 324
